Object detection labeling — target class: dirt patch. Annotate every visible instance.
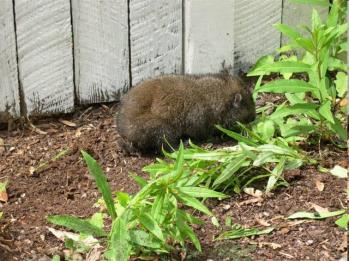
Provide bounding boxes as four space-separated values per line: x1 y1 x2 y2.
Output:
0 104 347 260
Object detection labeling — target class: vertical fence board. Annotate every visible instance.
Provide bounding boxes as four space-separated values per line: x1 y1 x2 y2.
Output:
234 0 282 72
184 0 234 74
282 1 328 45
129 0 182 86
0 0 20 118
15 0 74 116
72 0 129 104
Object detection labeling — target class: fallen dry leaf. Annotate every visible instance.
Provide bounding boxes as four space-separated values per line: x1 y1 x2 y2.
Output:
244 187 263 198
339 98 348 107
0 191 8 202
279 251 295 259
315 180 325 191
86 245 103 261
338 233 348 252
0 138 5 154
238 197 263 206
259 242 282 250
256 218 271 227
29 123 47 135
310 202 329 213
59 119 77 127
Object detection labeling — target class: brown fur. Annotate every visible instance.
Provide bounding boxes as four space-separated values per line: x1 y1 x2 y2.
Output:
116 73 256 154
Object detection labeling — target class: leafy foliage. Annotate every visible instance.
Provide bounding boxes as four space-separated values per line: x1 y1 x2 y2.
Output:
48 145 226 260
248 0 348 145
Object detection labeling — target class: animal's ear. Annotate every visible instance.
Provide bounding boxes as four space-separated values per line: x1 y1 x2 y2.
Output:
233 93 242 108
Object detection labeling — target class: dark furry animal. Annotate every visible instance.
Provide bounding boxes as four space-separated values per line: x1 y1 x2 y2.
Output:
116 73 256 154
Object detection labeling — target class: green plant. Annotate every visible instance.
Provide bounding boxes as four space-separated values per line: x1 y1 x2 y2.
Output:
48 144 226 260
248 0 347 146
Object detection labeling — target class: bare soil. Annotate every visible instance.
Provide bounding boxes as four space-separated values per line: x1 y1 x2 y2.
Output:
0 104 347 261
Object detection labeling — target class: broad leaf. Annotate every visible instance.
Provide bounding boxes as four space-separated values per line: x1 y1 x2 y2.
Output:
110 218 130 261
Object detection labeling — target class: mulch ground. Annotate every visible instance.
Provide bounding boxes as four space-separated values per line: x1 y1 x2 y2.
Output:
0 104 347 261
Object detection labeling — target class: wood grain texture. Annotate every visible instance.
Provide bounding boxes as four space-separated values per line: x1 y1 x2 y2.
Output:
129 0 182 85
184 0 234 74
0 0 20 118
234 0 282 72
72 0 129 104
15 0 74 116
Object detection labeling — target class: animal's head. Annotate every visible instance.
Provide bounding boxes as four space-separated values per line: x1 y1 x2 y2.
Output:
222 77 256 128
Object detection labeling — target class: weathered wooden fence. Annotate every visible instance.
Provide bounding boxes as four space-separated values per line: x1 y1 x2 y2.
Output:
0 0 327 119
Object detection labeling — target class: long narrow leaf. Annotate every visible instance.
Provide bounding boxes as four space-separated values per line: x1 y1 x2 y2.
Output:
81 151 116 220
213 156 248 187
175 191 212 216
110 218 130 261
47 215 106 237
178 187 227 198
258 80 318 94
139 213 165 242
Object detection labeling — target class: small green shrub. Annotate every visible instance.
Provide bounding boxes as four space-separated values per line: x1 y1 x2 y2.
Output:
48 144 226 260
248 0 347 146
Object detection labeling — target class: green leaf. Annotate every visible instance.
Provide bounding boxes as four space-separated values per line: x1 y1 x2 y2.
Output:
319 100 335 124
269 103 319 120
258 144 298 157
335 214 349 230
216 125 258 146
334 72 348 98
129 230 162 249
266 157 286 193
216 226 274 240
116 192 130 208
329 165 347 178
175 191 212 216
51 255 61 261
258 80 318 94
0 181 8 192
248 61 311 76
131 174 148 188
81 151 116 220
176 216 201 251
328 117 347 141
248 55 274 76
88 213 104 230
213 156 248 187
110 218 130 261
139 213 165 242
289 0 329 6
311 9 322 30
151 191 165 222
274 23 301 41
327 1 339 27
47 215 106 237
288 210 346 219
178 187 227 199
253 75 263 101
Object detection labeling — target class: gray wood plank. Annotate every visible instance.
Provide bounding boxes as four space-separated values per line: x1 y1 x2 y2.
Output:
184 0 234 74
282 0 328 45
234 0 283 72
0 0 20 118
129 0 182 85
72 0 129 104
15 0 74 116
